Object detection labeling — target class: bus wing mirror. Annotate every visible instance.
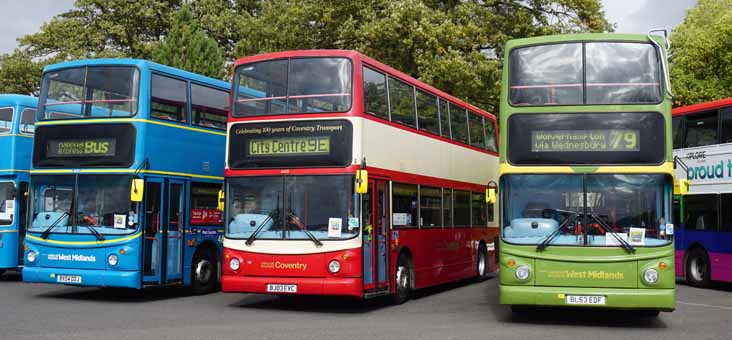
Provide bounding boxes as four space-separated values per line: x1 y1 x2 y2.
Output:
486 188 496 204
355 170 368 194
217 190 225 211
674 178 689 196
130 179 144 202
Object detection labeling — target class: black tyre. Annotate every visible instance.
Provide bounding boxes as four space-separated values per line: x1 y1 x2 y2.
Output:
477 245 489 281
191 250 217 295
638 310 660 317
392 255 412 305
685 247 711 288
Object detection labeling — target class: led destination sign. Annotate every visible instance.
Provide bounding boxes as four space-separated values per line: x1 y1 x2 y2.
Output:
532 130 639 152
47 138 116 157
249 136 330 156
228 120 352 169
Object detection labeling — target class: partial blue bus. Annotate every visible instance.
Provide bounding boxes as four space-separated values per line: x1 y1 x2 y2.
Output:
0 94 37 275
22 59 229 294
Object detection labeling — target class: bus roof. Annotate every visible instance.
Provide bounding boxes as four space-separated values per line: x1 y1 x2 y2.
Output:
505 33 657 50
0 94 37 107
42 58 229 89
673 98 732 116
232 50 496 121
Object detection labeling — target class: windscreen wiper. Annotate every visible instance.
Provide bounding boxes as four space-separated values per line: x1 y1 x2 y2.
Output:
245 209 278 246
300 227 323 247
80 224 105 241
588 214 635 254
536 213 574 251
40 211 70 239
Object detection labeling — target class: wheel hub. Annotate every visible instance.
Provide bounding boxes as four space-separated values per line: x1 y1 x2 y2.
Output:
195 259 212 283
396 265 409 289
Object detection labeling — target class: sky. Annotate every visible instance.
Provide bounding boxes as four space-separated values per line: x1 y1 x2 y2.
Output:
0 0 699 55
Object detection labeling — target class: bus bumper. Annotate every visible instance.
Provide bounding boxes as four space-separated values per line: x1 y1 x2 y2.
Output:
222 275 363 298
22 267 140 289
499 285 675 311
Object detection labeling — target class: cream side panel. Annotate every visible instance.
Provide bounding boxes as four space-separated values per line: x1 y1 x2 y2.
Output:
224 236 362 254
361 119 498 187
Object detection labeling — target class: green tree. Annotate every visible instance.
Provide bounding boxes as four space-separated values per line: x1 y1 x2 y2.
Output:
0 51 45 94
153 4 226 78
670 0 732 107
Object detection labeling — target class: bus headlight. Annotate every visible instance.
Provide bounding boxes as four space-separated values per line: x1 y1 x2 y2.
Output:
108 254 119 266
26 251 37 263
643 268 659 284
229 258 240 271
328 260 341 274
515 265 530 281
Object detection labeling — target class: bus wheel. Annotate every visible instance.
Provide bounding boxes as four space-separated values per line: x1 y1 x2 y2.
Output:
191 250 217 295
392 255 412 305
477 245 489 281
686 248 711 288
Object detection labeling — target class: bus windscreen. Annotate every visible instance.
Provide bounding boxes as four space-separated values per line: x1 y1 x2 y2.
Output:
508 112 665 165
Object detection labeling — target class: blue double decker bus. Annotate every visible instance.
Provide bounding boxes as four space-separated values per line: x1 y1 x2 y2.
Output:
0 95 37 275
22 59 229 293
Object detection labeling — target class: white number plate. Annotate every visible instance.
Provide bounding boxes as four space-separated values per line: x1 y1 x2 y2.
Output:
566 295 605 305
266 284 297 293
56 275 82 284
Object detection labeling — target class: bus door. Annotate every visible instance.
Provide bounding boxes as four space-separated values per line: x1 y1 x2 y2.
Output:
363 178 390 293
164 180 184 283
143 179 163 284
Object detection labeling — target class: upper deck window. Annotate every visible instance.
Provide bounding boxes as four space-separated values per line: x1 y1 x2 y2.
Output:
151 74 188 123
40 66 139 119
509 42 662 106
191 84 228 130
234 57 352 117
0 108 12 133
20 108 36 134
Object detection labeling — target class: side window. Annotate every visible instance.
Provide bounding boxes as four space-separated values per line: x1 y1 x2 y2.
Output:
416 89 439 135
449 104 468 144
190 182 223 226
720 107 732 144
684 111 717 148
684 194 718 231
468 112 485 148
392 183 418 228
20 108 36 134
720 194 732 232
443 188 453 227
191 84 228 130
673 198 681 228
672 115 684 149
151 74 188 123
439 99 450 138
0 108 12 133
362 66 388 120
419 186 441 227
485 119 497 152
471 191 487 227
453 190 471 227
388 77 416 127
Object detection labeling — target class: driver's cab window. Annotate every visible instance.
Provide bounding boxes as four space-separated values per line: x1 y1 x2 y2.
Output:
0 182 16 225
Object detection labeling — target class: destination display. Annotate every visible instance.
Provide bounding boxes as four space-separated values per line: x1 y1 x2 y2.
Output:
33 123 135 168
47 138 117 158
249 136 330 156
508 112 664 165
531 129 639 152
228 120 352 169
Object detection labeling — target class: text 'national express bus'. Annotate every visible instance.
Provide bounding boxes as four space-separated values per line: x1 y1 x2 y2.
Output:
498 32 683 315
222 50 499 304
0 95 37 275
672 98 732 287
23 59 229 294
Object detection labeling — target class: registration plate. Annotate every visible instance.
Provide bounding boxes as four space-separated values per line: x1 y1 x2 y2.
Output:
566 295 605 305
266 284 297 293
56 275 82 284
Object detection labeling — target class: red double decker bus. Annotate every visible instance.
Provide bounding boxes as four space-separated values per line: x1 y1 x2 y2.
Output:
222 50 499 303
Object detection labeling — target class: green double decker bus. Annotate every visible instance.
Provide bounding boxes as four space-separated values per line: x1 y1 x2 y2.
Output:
498 32 679 314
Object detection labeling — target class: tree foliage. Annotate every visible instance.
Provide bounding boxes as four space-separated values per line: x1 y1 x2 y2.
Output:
153 4 225 78
0 51 45 94
670 0 732 107
1 0 611 113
